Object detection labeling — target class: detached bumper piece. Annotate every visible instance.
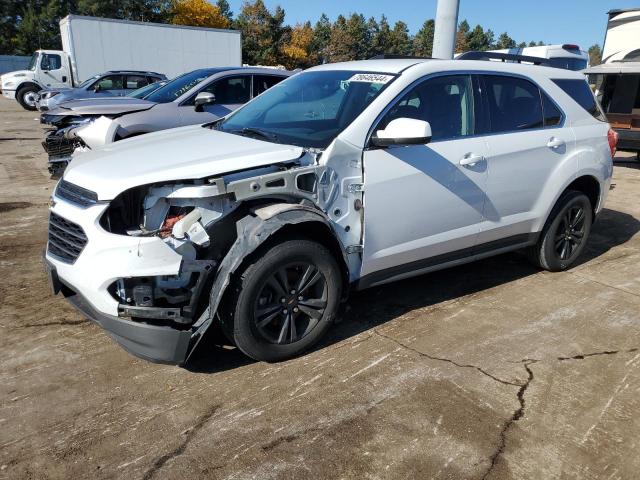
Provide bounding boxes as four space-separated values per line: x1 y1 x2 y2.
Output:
42 128 86 175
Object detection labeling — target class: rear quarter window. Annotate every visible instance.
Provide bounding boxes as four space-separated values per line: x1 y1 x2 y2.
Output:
552 79 606 121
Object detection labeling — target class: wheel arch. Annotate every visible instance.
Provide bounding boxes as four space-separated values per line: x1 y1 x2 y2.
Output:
564 175 601 216
185 202 349 362
16 81 43 93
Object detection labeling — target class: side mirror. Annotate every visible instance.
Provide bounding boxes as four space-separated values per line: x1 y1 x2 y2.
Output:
41 63 50 72
93 84 101 92
194 91 215 112
370 118 432 147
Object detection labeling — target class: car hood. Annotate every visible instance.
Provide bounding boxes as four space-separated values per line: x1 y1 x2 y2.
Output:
64 125 304 200
54 97 156 116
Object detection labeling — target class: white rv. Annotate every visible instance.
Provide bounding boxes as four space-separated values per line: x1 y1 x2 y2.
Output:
488 44 589 71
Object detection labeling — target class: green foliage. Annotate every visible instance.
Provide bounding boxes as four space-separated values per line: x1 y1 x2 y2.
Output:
414 19 435 57
588 44 601 66
495 32 516 50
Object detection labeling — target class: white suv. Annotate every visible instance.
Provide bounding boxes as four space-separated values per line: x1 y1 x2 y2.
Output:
44 58 615 365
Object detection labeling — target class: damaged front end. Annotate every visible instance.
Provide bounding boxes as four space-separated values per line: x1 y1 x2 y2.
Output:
95 142 360 363
42 116 117 176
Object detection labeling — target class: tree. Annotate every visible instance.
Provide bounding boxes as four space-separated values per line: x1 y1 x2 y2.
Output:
414 19 434 57
388 21 411 56
371 15 391 57
326 13 369 62
495 32 516 50
467 24 490 51
282 21 315 69
309 13 331 64
77 0 171 22
455 19 470 52
588 44 602 66
13 0 79 54
216 0 232 23
528 41 537 47
235 0 287 65
170 0 230 28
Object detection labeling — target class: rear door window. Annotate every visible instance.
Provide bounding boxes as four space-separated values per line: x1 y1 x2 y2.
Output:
125 75 150 90
542 91 563 126
253 75 285 97
552 78 606 121
482 75 544 132
92 75 124 91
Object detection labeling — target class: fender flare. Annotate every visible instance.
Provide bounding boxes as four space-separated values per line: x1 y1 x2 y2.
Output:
185 203 348 362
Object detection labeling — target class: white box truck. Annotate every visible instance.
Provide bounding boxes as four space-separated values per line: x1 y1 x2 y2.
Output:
1 15 242 109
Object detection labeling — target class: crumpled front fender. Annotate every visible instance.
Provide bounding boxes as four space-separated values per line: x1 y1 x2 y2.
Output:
185 203 348 362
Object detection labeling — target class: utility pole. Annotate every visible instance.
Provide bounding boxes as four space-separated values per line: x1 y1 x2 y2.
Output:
432 0 460 59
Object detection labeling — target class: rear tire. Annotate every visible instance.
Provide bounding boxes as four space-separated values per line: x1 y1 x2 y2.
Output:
16 85 40 111
220 239 342 362
528 190 592 271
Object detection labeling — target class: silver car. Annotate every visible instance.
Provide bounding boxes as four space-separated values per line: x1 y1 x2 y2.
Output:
36 70 166 111
42 67 292 175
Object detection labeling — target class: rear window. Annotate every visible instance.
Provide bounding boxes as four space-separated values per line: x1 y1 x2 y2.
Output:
482 75 544 132
552 79 606 121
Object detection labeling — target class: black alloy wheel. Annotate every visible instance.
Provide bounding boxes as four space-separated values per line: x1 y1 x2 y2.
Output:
253 263 327 345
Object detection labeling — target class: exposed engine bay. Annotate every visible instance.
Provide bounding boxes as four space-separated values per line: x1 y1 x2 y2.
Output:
97 144 364 334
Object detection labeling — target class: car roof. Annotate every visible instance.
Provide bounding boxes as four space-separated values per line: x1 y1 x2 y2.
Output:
308 58 586 79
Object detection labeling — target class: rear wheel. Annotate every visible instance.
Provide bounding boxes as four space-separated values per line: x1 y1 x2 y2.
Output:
221 239 342 362
528 190 592 271
16 85 40 111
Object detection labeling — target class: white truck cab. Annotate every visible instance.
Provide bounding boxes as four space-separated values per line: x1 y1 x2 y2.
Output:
1 50 72 108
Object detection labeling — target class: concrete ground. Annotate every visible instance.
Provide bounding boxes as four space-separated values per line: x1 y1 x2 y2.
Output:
1 98 639 480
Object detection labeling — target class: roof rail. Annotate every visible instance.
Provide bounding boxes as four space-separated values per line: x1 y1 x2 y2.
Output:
457 51 553 67
369 54 431 60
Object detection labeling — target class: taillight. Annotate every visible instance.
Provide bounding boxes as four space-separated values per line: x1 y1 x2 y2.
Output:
608 128 618 158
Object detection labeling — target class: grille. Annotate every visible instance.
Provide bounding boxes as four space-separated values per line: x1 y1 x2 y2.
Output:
42 134 75 157
55 180 98 207
48 212 88 263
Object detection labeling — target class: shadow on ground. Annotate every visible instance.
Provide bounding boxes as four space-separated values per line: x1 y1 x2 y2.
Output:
187 207 640 372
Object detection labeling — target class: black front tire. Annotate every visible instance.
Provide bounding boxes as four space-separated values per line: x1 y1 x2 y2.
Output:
221 239 342 362
528 190 592 271
16 85 40 111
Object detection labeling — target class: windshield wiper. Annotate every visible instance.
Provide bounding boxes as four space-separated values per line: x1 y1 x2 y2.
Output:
231 127 279 143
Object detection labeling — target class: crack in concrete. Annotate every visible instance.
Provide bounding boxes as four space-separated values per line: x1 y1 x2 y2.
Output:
141 404 220 480
557 347 639 361
18 319 90 328
373 329 522 387
481 360 536 480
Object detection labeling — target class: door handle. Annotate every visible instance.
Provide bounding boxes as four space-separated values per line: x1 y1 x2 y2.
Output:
547 137 565 149
459 153 485 166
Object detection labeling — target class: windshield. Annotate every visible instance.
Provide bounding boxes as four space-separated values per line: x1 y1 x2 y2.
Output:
548 57 588 71
219 70 396 148
27 52 39 71
127 81 163 98
77 75 100 89
145 69 218 104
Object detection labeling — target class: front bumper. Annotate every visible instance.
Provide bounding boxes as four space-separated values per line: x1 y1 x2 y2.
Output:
45 258 192 364
44 195 202 364
615 128 640 153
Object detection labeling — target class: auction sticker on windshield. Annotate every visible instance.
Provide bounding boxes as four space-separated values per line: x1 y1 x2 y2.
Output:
348 73 395 84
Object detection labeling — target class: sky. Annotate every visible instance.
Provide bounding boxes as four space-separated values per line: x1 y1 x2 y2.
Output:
225 0 639 49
